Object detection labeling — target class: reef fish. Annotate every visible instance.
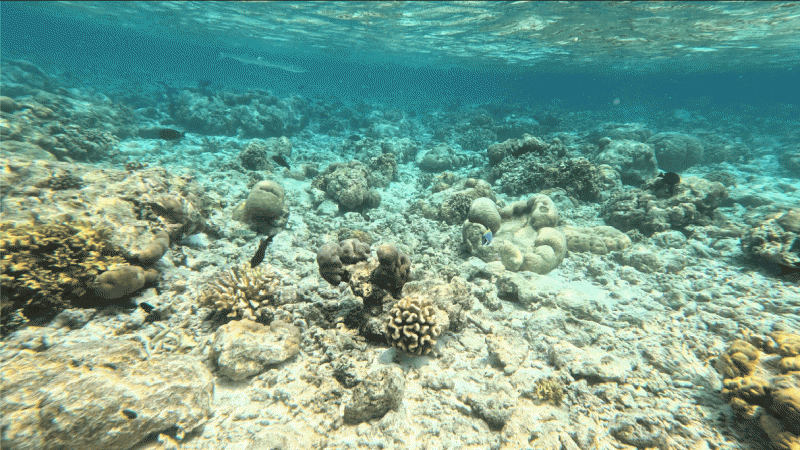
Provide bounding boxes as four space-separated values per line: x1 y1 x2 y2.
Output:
658 172 681 186
250 235 274 268
272 154 291 170
219 52 307 74
158 128 185 141
482 230 493 246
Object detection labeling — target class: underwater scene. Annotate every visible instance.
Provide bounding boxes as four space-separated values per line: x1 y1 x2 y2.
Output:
1 1 800 449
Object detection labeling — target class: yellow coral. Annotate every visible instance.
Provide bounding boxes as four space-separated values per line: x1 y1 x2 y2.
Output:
1 220 127 333
385 294 442 356
769 332 800 358
718 340 760 378
199 263 279 321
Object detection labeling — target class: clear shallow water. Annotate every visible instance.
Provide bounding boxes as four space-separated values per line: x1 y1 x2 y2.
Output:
2 2 800 450
3 1 800 110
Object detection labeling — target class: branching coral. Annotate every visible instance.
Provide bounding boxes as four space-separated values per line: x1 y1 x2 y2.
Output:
0 220 128 333
198 263 280 322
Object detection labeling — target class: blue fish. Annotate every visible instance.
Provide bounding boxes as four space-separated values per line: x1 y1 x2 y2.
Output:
482 230 493 246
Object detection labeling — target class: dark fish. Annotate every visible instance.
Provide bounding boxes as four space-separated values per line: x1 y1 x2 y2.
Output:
250 235 274 268
658 172 681 186
348 134 361 141
777 263 800 280
158 128 185 140
139 302 155 313
272 154 291 170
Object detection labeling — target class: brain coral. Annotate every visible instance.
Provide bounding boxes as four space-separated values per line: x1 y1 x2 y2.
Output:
386 294 442 356
463 194 567 274
199 263 280 322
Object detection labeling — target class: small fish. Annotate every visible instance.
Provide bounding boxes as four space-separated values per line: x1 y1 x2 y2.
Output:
482 230 493 246
158 128 185 141
272 154 291 170
139 302 155 313
658 171 681 186
250 235 274 268
348 134 361 141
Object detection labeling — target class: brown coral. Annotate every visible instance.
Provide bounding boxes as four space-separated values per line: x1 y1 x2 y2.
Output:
0 220 130 333
386 294 442 356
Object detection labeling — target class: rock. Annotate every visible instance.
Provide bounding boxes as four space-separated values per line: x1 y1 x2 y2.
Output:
0 339 213 450
594 139 658 186
487 331 529 374
548 341 633 383
343 366 404 424
210 320 301 380
647 132 705 172
562 225 631 255
461 391 515 430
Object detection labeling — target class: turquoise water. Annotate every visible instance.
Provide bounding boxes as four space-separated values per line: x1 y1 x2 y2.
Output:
1 2 800 450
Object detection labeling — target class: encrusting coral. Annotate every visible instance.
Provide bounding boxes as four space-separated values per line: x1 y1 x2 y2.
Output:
385 293 442 356
0 220 132 333
716 332 800 449
198 263 280 322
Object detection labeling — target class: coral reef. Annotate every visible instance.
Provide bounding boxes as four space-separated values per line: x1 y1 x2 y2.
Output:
741 209 800 268
463 194 567 274
779 148 800 175
0 339 213 450
468 197 502 234
716 332 800 450
602 176 728 236
385 293 443 356
438 178 495 225
371 244 411 297
593 139 658 186
492 153 609 201
170 89 309 138
92 265 159 300
312 161 382 211
417 142 482 172
238 137 293 171
0 221 137 333
646 132 705 172
316 238 371 285
586 122 653 144
486 134 564 165
198 263 280 322
233 180 289 234
562 225 632 255
367 152 398 188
